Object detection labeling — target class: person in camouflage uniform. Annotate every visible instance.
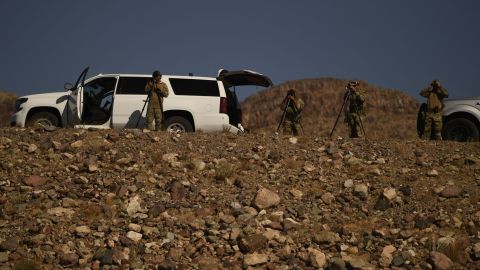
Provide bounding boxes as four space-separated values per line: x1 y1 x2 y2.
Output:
420 80 448 140
280 89 304 136
145 70 169 131
344 81 365 138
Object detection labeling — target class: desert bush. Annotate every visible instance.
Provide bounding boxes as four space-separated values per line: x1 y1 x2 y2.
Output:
284 158 303 170
214 162 235 180
13 259 41 270
79 203 103 221
439 236 470 263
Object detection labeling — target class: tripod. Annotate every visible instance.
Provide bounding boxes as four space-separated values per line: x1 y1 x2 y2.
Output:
135 93 150 128
276 97 304 136
329 89 367 140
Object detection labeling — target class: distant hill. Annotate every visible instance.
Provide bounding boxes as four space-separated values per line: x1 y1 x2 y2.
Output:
0 92 16 126
241 78 419 139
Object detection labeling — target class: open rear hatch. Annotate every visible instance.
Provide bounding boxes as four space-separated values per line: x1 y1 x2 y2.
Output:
217 69 273 131
217 69 273 87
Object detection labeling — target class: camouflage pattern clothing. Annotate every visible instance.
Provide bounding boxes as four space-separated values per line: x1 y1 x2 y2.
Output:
420 81 448 140
344 89 365 138
281 94 304 136
145 80 169 131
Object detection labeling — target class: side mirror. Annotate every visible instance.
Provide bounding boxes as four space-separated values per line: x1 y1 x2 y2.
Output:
64 83 73 91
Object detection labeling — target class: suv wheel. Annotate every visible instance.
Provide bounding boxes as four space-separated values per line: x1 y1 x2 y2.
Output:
27 112 59 128
164 116 194 133
443 118 480 142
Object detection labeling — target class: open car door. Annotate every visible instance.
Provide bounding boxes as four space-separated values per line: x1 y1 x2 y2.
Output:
66 66 89 126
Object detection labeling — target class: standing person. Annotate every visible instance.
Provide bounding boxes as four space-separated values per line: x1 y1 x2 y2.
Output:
344 81 366 138
145 70 169 131
280 89 304 136
420 80 448 140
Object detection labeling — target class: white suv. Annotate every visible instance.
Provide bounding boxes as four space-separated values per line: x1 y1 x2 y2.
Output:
417 96 480 141
10 67 272 133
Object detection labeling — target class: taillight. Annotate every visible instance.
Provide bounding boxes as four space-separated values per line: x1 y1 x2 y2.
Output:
220 97 228 114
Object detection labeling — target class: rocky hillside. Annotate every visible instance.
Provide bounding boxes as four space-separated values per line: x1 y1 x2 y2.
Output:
241 78 419 139
0 127 479 269
0 92 16 127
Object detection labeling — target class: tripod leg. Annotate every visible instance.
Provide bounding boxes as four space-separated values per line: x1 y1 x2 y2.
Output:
357 114 367 141
276 99 290 133
297 122 305 136
136 96 149 128
330 90 350 138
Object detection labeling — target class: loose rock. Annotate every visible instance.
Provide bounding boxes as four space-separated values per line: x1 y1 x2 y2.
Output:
353 184 368 198
440 186 462 198
126 231 143 242
254 188 280 209
308 248 327 268
244 252 269 266
428 251 453 270
23 175 47 187
313 231 341 245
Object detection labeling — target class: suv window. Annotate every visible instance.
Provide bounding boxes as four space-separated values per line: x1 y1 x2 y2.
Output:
169 78 219 96
117 77 150 95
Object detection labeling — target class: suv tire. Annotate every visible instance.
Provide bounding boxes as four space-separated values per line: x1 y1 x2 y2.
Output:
27 112 59 128
443 118 480 142
164 116 194 133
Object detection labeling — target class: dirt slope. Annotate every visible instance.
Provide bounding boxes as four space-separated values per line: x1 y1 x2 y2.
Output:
0 127 479 269
241 78 419 139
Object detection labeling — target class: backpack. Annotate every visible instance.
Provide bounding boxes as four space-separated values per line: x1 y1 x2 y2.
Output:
417 103 427 137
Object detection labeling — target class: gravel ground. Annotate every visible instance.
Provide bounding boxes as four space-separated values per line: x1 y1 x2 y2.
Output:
0 127 479 269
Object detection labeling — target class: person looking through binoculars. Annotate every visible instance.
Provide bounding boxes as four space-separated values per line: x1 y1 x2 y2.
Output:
278 89 304 136
144 70 169 131
344 81 366 138
419 80 448 140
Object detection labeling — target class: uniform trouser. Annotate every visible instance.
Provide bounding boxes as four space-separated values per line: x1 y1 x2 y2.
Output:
423 112 442 140
283 119 303 136
146 103 163 131
347 113 361 138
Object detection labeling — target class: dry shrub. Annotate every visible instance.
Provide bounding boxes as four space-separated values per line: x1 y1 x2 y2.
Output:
391 141 414 160
89 138 107 153
151 151 164 164
284 158 303 170
0 92 16 126
440 236 470 263
104 195 121 218
13 259 41 270
296 136 311 145
9 193 29 204
79 203 103 221
214 162 235 180
238 159 252 171
176 210 197 224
